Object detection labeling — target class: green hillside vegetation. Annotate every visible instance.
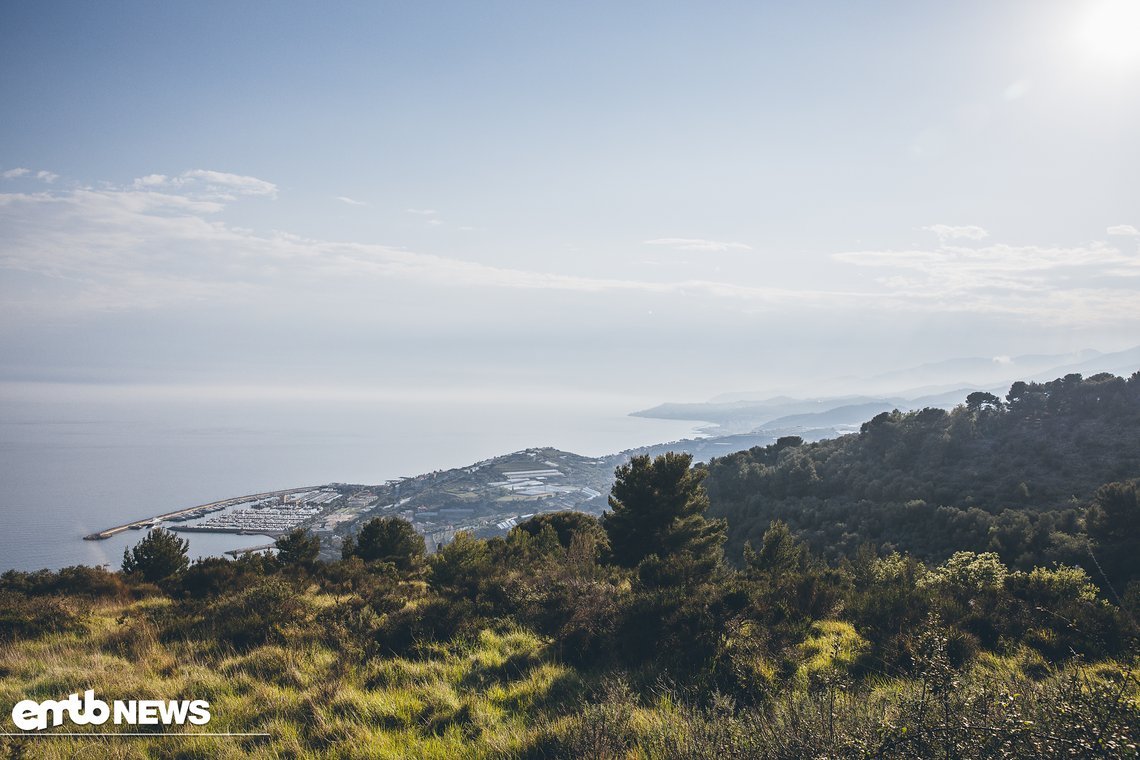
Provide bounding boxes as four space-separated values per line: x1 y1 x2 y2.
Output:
1 375 1139 758
704 372 1140 577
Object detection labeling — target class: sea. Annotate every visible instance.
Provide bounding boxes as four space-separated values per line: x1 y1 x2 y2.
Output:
0 391 700 571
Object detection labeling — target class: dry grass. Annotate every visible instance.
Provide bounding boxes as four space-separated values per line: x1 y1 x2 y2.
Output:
0 597 582 759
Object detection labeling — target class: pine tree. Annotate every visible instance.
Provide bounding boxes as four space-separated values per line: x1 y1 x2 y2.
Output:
275 528 321 567
121 527 189 582
603 452 725 570
345 517 425 571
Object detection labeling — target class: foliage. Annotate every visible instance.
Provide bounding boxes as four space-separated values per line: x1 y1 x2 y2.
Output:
0 590 84 640
343 516 426 571
511 510 609 560
197 578 316 649
173 552 277 601
604 451 726 576
429 531 492 598
1086 480 1140 589
275 528 321 568
922 550 1009 592
1 565 125 599
120 527 190 583
703 373 1140 588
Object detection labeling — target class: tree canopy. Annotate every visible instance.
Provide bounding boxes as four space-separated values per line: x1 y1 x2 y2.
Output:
275 528 321 568
704 373 1140 579
343 516 426 571
121 527 189 582
603 452 725 573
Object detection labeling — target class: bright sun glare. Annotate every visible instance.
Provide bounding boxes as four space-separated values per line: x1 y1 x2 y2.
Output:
1077 0 1140 66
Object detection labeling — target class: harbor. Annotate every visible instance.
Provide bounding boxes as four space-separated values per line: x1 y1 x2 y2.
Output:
167 490 338 535
82 486 327 540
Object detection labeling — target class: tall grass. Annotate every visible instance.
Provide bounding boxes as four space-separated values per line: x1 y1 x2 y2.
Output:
2 594 1135 758
0 597 582 759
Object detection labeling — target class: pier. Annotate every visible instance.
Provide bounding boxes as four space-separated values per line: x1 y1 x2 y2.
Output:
82 486 326 540
225 543 277 557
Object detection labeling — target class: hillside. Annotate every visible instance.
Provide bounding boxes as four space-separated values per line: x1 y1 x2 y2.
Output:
2 446 1138 758
704 372 1140 568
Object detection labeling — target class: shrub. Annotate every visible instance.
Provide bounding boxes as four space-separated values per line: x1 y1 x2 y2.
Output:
1 565 125 599
121 528 189 583
200 578 315 648
0 590 84 640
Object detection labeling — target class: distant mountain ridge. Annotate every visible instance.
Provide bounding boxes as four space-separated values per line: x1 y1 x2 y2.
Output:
633 345 1140 438
1027 345 1140 383
857 348 1105 393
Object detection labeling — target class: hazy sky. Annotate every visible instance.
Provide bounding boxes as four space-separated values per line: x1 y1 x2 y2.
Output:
2 0 1138 403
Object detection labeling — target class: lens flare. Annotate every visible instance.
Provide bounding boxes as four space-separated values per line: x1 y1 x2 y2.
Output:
1077 0 1140 66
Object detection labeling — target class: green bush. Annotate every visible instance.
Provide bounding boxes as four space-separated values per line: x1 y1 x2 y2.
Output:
199 578 315 648
0 590 84 640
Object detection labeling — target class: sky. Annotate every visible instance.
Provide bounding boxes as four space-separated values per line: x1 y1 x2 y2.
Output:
2 0 1139 405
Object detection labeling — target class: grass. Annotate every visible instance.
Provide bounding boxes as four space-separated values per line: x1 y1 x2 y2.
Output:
2 594 1136 759
0 597 583 759
796 619 869 684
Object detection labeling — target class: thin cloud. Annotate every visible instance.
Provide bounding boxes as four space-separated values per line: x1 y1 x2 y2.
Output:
4 180 1136 328
407 208 444 226
833 240 1140 323
0 184 852 320
642 238 752 252
336 196 367 207
922 224 989 242
133 174 169 188
1107 224 1139 237
130 169 278 200
0 168 57 182
180 169 276 198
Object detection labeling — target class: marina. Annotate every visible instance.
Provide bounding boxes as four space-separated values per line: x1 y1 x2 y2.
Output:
168 491 335 535
82 486 328 540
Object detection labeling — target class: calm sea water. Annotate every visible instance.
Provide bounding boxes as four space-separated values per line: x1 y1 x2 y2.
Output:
0 392 698 571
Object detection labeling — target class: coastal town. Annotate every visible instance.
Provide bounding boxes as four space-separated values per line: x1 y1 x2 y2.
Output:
84 447 626 558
